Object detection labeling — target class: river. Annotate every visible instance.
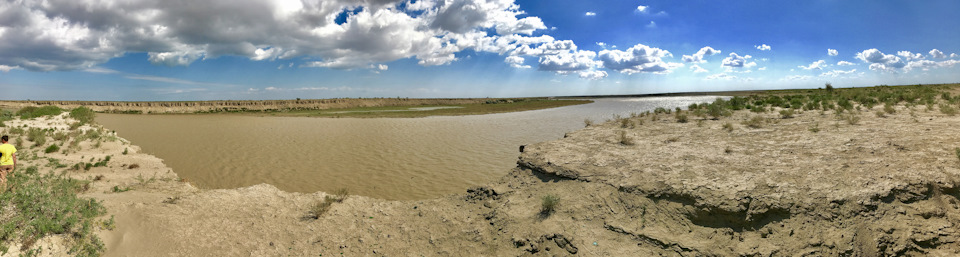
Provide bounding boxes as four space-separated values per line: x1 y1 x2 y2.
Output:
97 96 722 200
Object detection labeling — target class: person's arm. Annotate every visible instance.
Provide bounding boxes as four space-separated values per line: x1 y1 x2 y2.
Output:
11 152 15 170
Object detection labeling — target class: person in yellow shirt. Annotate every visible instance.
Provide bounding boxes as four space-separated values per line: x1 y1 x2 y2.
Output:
0 135 16 188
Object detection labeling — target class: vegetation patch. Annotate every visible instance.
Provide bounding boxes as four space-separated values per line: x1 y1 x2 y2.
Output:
16 106 64 120
540 194 560 215
0 166 106 256
69 107 96 125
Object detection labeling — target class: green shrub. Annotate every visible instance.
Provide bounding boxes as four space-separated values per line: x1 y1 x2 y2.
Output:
69 107 96 124
541 195 560 214
675 112 688 123
779 109 795 119
16 106 64 120
883 103 896 114
940 104 958 116
26 128 47 146
44 144 60 154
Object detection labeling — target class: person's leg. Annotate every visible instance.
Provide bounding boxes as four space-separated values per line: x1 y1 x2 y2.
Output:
0 166 9 190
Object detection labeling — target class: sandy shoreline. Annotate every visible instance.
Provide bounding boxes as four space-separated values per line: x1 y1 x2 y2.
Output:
4 93 960 255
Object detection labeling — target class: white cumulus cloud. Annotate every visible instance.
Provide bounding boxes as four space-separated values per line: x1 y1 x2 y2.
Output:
504 55 530 69
799 60 827 70
578 70 607 80
721 53 756 69
897 51 924 61
828 49 838 56
598 44 682 74
837 61 856 66
681 46 721 63
585 12 596 16
755 44 771 51
930 49 946 59
690 64 708 73
636 5 648 12
856 49 905 72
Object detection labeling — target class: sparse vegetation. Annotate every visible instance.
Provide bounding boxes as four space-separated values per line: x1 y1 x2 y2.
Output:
742 116 765 129
675 112 688 123
722 122 734 132
883 103 896 114
44 144 60 154
540 194 560 214
16 106 64 120
583 119 593 127
779 109 795 119
0 166 106 256
809 123 821 133
69 107 96 125
941 104 958 116
955 147 960 164
308 189 350 219
618 130 635 146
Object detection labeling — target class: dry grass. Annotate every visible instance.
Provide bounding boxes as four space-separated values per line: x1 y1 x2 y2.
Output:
618 131 635 146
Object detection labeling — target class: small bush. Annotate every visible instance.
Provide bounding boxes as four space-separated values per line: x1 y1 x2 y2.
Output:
742 116 764 129
69 122 83 130
309 199 334 219
619 118 633 128
845 113 861 125
675 112 688 123
44 144 60 153
69 107 96 124
26 128 47 146
940 104 958 116
618 130 635 146
722 122 734 132
956 148 960 164
875 110 886 118
541 195 560 214
332 188 349 203
583 119 593 127
779 109 795 119
883 103 896 114
809 123 821 133
122 148 129 155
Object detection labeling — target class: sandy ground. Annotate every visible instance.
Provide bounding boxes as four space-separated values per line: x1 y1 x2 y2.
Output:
5 103 960 256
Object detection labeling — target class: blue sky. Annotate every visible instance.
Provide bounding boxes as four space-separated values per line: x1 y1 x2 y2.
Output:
1 0 959 101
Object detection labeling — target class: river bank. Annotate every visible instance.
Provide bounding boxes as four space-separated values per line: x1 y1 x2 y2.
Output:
3 84 960 255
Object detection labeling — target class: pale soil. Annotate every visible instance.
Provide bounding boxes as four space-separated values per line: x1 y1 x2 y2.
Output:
4 104 960 256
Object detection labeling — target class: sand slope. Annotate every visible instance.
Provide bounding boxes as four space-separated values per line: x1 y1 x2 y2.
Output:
7 104 960 256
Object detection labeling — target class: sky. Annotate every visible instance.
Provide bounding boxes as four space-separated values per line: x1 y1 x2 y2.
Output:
1 0 959 101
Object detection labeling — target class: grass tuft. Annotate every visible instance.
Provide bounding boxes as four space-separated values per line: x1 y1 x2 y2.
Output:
540 194 560 214
618 131 635 146
742 116 765 129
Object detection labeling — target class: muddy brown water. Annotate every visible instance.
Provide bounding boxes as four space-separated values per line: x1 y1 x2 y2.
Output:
97 97 721 200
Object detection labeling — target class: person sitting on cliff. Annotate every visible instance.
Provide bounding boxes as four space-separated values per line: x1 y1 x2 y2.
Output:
0 135 16 190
